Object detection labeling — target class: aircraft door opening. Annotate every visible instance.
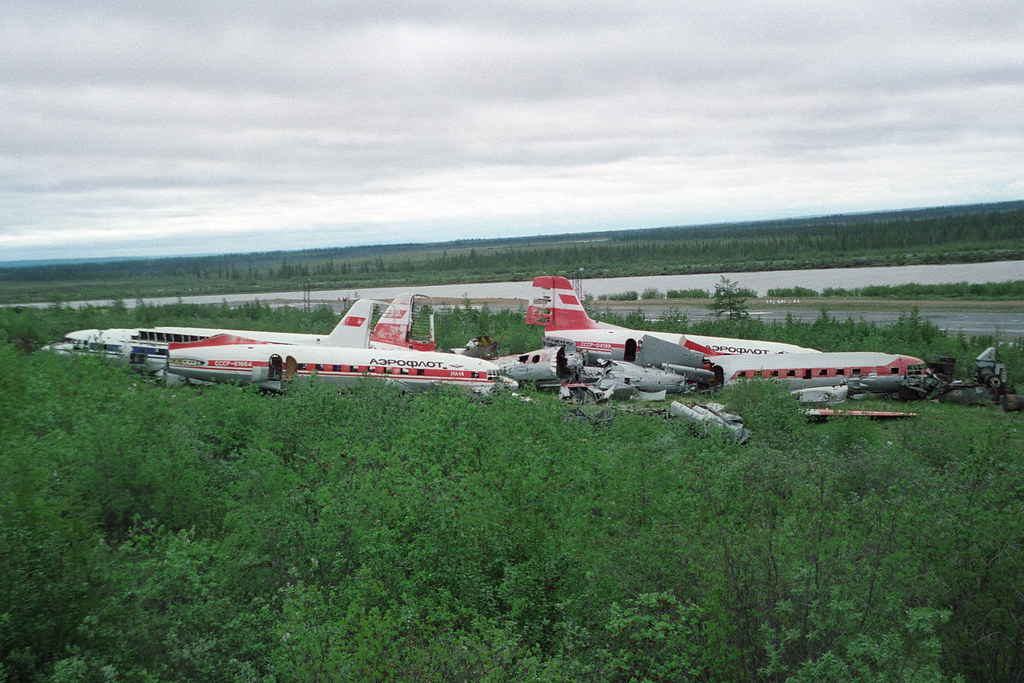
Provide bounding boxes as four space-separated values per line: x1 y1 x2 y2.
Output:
624 338 638 362
268 354 283 381
285 356 297 380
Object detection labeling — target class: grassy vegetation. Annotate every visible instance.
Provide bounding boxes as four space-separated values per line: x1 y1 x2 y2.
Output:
2 200 1022 304
2 301 1022 678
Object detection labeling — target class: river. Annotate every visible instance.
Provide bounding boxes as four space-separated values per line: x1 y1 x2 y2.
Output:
43 259 1021 307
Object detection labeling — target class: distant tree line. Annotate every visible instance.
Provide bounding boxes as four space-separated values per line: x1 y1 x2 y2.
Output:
766 281 1024 300
1 201 1023 304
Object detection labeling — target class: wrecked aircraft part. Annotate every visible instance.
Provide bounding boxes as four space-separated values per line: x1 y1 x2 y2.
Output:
975 347 1008 391
593 360 695 395
792 385 849 405
898 374 949 401
596 380 641 401
632 389 667 402
669 402 749 444
847 373 906 398
559 383 613 403
899 347 1011 404
662 363 716 384
1002 394 1024 412
805 408 918 420
496 346 582 387
635 334 707 371
938 386 998 406
456 335 498 358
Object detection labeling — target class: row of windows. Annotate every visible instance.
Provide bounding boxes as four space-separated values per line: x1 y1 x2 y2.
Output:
295 363 489 379
80 342 122 353
134 331 207 343
734 366 902 379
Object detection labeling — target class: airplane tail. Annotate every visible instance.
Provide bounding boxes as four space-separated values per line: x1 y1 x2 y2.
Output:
525 276 601 330
370 294 436 351
324 299 376 348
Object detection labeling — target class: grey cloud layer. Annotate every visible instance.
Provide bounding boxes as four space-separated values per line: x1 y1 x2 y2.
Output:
2 1 1023 259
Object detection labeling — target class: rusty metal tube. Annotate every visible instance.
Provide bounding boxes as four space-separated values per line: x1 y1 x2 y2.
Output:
1001 394 1024 412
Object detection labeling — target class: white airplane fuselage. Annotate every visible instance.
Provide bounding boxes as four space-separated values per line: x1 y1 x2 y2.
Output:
167 336 505 394
540 323 814 360
713 351 926 390
526 275 818 361
42 297 399 374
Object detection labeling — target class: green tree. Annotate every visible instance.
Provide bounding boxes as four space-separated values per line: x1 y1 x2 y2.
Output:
708 276 751 321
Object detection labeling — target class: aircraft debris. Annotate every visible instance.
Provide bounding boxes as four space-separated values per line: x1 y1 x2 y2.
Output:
805 408 918 420
1001 394 1023 412
559 383 613 403
898 347 1013 405
792 385 849 404
454 335 498 358
496 346 583 388
588 356 698 395
669 401 749 444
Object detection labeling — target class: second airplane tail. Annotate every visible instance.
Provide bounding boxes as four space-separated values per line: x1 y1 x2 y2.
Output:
525 276 602 331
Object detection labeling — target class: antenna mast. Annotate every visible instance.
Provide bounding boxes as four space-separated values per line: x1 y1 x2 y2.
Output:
572 268 585 303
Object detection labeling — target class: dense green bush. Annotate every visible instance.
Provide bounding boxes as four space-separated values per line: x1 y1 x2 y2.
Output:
2 304 1023 679
667 288 711 299
766 286 819 297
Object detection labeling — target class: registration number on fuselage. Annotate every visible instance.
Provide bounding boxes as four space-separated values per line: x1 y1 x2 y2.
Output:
210 360 253 368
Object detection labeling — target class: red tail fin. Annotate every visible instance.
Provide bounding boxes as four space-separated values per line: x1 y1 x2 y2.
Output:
525 276 599 330
370 294 436 351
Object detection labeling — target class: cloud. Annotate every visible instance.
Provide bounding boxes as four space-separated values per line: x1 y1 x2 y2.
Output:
2 1 1023 260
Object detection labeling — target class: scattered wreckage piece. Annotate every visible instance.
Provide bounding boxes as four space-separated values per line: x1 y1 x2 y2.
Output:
975 346 1007 391
792 385 849 405
898 347 1012 405
846 373 907 398
1001 394 1024 412
454 335 498 358
559 383 614 403
669 402 749 444
496 346 583 388
634 334 715 383
590 357 697 396
805 408 918 420
499 343 702 398
669 399 919 445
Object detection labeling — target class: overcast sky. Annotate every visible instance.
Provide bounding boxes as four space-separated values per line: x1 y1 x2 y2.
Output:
3 1 1023 262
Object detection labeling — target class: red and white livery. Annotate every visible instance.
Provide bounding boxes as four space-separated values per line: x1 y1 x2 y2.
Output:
713 351 926 390
166 334 506 394
526 275 818 360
